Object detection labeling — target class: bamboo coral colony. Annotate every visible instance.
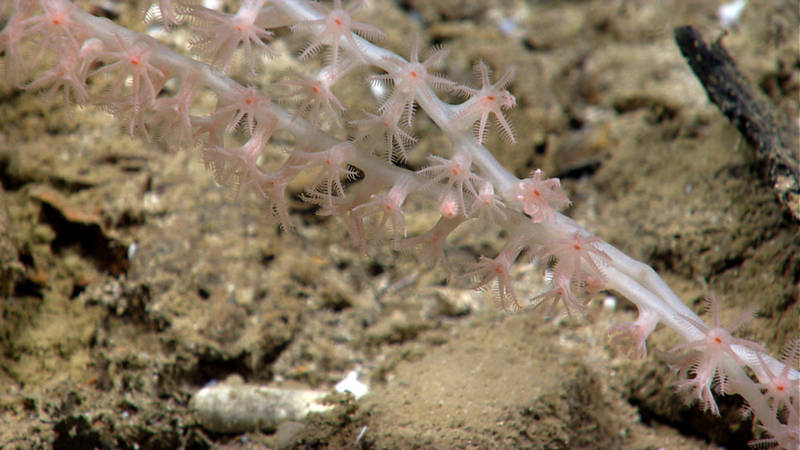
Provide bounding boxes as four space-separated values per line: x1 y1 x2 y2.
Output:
1 0 797 446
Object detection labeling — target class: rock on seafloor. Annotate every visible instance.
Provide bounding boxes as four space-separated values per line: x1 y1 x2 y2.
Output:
190 381 333 433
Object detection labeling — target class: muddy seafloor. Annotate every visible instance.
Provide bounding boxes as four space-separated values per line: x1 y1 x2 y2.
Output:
0 0 798 448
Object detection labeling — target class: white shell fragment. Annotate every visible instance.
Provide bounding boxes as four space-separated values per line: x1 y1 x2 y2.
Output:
718 0 747 28
334 370 368 399
190 383 333 433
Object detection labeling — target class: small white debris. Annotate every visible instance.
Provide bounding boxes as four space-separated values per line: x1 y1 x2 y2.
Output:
718 0 747 28
190 382 332 433
335 371 368 399
142 192 162 213
496 17 518 37
355 425 368 445
127 242 138 260
602 295 618 311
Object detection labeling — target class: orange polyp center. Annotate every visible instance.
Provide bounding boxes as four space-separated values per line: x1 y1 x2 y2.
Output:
131 58 140 66
573 244 581 250
313 86 320 93
533 189 540 196
410 71 418 78
714 337 722 344
487 95 495 101
335 18 342 25
777 385 785 391
246 98 253 105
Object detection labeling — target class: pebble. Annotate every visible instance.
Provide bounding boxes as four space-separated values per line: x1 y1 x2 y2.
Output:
190 381 332 433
